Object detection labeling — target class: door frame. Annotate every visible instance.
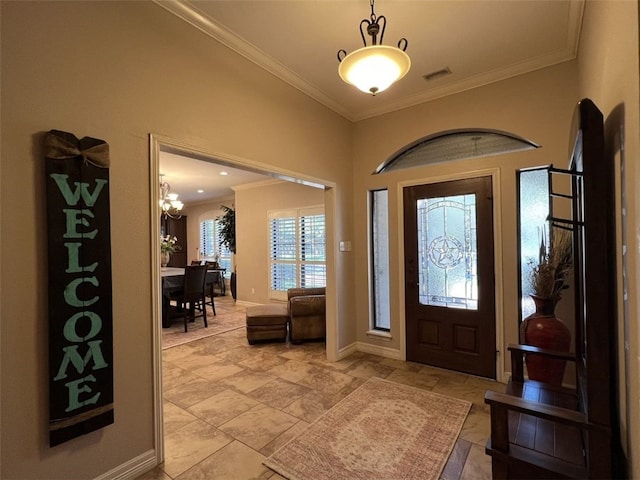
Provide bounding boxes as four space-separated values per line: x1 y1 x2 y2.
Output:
149 133 339 465
396 168 505 382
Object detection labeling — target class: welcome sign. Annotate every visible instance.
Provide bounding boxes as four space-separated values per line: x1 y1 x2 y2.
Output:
44 130 114 446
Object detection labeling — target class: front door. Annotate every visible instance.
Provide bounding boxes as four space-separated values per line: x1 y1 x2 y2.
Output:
404 176 496 378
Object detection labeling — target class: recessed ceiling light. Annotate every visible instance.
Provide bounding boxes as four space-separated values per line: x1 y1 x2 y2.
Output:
220 171 229 176
197 189 204 193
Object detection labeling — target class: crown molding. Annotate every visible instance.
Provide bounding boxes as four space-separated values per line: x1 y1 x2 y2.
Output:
152 0 354 121
153 0 584 123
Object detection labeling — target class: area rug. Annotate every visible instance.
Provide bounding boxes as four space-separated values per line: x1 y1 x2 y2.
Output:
264 377 471 480
162 303 246 350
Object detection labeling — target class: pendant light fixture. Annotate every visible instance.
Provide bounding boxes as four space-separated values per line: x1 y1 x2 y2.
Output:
337 0 410 95
159 174 184 219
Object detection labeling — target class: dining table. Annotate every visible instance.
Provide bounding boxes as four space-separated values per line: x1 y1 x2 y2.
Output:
161 266 226 328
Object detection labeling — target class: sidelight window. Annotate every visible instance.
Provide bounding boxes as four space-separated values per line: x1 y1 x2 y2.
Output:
370 189 391 330
517 167 550 320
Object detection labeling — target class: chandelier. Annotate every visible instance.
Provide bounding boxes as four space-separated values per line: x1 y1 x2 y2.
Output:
159 175 184 219
337 0 410 95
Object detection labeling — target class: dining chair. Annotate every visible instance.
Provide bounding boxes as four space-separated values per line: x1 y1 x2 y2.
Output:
204 264 218 316
169 265 208 332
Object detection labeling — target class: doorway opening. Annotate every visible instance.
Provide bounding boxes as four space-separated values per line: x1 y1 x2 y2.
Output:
149 134 337 463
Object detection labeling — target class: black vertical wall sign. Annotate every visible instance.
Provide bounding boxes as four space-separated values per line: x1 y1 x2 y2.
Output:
44 130 114 447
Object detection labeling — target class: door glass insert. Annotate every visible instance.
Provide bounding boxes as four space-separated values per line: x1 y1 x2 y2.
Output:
417 194 478 309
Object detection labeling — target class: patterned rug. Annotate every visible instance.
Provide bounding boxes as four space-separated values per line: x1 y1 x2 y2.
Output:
162 299 246 349
264 377 471 480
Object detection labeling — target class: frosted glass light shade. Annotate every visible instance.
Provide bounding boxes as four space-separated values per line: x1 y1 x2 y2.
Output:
338 45 411 95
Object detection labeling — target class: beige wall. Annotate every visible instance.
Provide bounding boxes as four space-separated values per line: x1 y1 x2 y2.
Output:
234 181 326 305
2 0 638 478
0 2 353 478
352 61 580 374
577 1 640 476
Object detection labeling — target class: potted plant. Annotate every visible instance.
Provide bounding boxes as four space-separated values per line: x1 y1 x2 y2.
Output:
160 234 180 268
217 205 237 298
522 226 573 385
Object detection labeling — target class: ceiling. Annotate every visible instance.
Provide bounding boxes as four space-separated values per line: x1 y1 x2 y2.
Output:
156 0 584 205
155 0 584 122
160 151 275 204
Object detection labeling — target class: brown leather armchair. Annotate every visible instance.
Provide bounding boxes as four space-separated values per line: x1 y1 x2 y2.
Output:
287 287 326 344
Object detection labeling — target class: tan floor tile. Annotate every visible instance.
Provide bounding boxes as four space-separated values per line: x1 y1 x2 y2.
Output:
432 382 489 407
466 375 505 393
267 359 316 383
260 419 310 457
295 365 356 395
162 363 202 391
188 389 260 426
267 473 287 480
162 419 233 478
277 342 325 361
218 369 278 394
385 368 439 390
344 359 396 379
176 440 272 480
136 465 172 480
162 343 202 363
178 350 227 370
309 354 361 371
192 363 245 381
164 400 198 434
238 350 288 372
282 386 356 423
460 404 491 446
248 378 312 409
379 357 424 371
219 404 299 450
460 443 492 480
207 347 256 366
164 377 228 409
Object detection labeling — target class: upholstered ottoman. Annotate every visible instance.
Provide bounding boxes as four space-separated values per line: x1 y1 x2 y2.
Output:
245 304 289 345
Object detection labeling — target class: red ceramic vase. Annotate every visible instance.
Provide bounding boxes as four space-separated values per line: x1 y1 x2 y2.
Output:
522 295 571 386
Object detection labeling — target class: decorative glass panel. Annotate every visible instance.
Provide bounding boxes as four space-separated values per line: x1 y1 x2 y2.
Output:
371 190 391 330
417 194 478 309
518 168 549 318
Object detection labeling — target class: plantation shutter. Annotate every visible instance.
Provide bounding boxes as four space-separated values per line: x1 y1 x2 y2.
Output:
269 206 325 300
299 209 326 287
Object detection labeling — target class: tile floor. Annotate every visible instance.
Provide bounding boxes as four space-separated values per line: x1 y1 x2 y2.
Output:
138 297 498 480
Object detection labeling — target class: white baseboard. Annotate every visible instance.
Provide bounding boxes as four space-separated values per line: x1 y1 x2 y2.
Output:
94 449 158 480
355 341 401 360
337 342 358 360
336 341 402 361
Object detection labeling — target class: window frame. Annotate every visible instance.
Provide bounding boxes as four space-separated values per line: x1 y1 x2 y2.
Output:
516 166 551 323
369 189 391 332
268 206 326 300
199 216 232 276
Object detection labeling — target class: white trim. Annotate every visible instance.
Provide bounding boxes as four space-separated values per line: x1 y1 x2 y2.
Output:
231 178 286 191
356 341 401 360
337 342 358 360
366 329 392 341
148 135 164 467
93 449 157 480
397 168 504 381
